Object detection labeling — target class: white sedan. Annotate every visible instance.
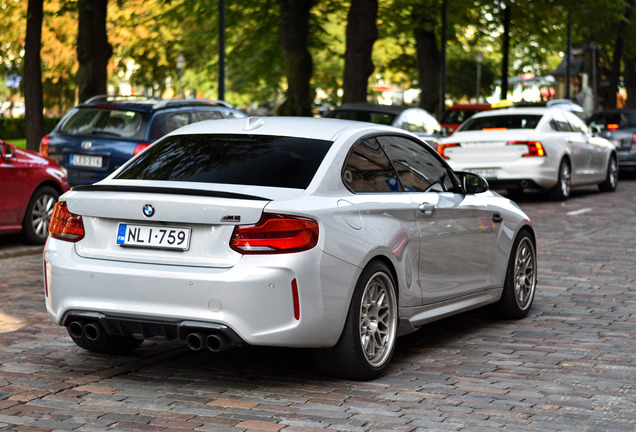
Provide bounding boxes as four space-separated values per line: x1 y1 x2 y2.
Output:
44 117 536 380
438 107 618 200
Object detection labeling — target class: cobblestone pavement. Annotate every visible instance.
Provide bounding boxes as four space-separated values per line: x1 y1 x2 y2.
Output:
1 179 634 431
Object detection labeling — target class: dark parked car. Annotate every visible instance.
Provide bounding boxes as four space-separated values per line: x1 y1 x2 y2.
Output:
40 96 248 186
441 103 493 134
587 109 636 171
0 139 69 244
325 103 442 145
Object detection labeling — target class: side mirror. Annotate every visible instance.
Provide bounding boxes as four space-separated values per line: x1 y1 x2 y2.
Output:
1 141 15 160
589 125 601 135
457 171 489 194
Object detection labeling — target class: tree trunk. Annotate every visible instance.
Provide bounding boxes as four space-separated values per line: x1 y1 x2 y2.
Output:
76 0 112 103
342 0 378 104
609 0 635 108
413 6 440 117
624 58 636 108
277 0 314 116
500 2 510 101
24 0 44 152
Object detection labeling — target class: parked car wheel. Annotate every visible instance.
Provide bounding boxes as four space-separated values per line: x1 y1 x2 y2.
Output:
494 231 537 320
313 261 398 380
22 185 59 245
598 154 618 192
548 159 571 201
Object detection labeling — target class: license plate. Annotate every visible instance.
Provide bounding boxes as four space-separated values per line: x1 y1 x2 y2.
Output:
70 154 103 167
117 224 191 251
470 168 499 179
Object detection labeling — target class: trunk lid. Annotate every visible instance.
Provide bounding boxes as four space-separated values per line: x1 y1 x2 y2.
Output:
66 188 269 268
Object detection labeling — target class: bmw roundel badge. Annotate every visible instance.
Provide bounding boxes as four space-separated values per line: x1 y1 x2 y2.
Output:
143 203 155 217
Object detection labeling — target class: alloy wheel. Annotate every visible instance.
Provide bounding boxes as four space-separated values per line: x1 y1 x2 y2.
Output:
513 237 536 310
358 271 397 368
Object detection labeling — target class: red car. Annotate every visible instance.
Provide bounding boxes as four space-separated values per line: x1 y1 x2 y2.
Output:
0 139 70 244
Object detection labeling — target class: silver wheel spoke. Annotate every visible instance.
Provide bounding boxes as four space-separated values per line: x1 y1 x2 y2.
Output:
358 271 397 367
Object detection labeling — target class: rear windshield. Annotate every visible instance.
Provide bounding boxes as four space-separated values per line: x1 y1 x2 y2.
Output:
460 114 542 131
115 134 333 189
58 108 146 139
329 109 395 125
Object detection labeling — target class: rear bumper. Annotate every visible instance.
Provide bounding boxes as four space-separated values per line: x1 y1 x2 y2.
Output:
44 240 358 348
451 158 558 190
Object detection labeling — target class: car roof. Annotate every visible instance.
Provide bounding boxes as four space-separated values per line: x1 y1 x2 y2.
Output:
167 116 405 142
330 103 410 115
468 107 559 118
78 95 235 112
446 104 491 111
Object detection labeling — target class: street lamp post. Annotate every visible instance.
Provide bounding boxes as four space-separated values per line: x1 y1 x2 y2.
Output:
176 54 185 99
476 52 483 103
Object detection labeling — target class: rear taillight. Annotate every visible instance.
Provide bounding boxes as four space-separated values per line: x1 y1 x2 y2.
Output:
436 143 460 159
607 123 620 131
632 132 636 146
133 142 152 156
508 141 546 157
230 213 319 254
39 135 50 157
49 201 85 242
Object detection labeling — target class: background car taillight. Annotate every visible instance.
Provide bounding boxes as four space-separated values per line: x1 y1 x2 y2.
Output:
436 143 460 159
508 141 546 157
39 135 50 157
230 213 319 254
49 201 85 242
632 132 636 147
133 142 153 156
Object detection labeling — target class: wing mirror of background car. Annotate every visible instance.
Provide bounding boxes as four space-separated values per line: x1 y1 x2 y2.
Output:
457 171 489 194
589 125 601 135
1 142 15 160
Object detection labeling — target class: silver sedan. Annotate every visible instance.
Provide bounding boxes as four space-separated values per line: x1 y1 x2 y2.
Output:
44 117 537 380
439 107 618 200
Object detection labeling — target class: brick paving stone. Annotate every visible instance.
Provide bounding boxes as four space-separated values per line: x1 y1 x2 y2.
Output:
1 178 636 431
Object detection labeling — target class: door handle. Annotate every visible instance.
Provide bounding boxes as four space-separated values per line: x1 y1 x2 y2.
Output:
419 203 436 214
492 213 503 223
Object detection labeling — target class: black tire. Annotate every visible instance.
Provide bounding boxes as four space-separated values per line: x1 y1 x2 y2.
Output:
598 154 618 192
313 261 398 380
493 231 537 320
22 185 59 245
548 158 571 201
67 327 143 355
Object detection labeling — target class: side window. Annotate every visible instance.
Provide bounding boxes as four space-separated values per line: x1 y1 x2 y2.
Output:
378 135 455 193
421 110 441 134
343 138 401 193
550 111 573 132
564 111 589 134
164 113 191 134
194 110 223 121
402 110 425 133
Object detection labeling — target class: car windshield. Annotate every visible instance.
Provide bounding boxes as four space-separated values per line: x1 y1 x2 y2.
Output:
115 134 333 189
460 114 542 131
59 108 145 139
329 109 395 125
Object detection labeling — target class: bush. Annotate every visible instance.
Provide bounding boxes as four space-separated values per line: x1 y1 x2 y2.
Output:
0 117 62 140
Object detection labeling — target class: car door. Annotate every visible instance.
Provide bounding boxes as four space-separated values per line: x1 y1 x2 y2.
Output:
565 110 605 177
550 110 589 182
0 143 24 227
341 137 422 307
377 135 498 304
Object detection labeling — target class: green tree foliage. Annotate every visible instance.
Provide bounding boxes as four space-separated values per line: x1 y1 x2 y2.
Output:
6 0 636 118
